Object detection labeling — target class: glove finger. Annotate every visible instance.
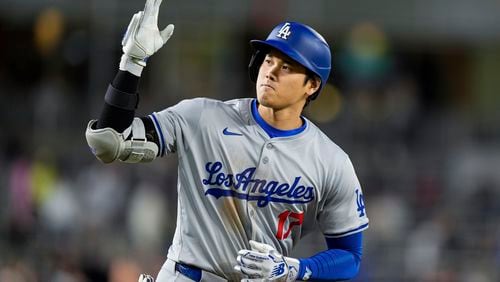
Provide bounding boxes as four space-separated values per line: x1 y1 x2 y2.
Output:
154 0 163 9
235 265 260 277
144 0 160 25
143 0 155 16
160 24 175 43
238 265 263 278
122 12 142 46
238 250 268 262
237 255 262 270
249 240 274 253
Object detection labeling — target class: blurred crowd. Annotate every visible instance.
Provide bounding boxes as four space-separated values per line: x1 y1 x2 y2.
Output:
1 1 500 281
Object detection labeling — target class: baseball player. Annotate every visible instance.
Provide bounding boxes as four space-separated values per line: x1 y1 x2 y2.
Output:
85 0 369 281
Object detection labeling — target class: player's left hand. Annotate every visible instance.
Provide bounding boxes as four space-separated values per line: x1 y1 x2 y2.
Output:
234 240 299 282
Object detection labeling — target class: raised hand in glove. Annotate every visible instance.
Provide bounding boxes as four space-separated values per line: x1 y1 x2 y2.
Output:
235 240 300 282
120 0 174 76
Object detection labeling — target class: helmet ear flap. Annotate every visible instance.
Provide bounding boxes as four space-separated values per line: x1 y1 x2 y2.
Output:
248 50 267 83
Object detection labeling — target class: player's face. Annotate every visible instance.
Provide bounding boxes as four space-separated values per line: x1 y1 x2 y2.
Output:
256 50 319 111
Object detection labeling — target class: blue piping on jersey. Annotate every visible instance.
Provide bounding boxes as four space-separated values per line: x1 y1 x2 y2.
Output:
150 113 166 157
251 99 307 138
324 223 369 238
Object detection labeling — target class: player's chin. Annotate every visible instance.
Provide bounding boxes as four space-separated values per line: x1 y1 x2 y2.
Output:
257 92 275 107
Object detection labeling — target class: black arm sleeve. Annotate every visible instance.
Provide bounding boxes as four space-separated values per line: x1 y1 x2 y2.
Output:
96 71 140 131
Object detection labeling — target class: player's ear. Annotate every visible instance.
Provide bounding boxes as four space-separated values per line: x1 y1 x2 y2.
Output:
305 76 321 97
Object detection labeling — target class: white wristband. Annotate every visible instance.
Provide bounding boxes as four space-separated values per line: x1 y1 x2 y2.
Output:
119 54 144 77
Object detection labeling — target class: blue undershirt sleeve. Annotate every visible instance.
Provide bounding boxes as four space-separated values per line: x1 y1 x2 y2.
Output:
296 232 363 281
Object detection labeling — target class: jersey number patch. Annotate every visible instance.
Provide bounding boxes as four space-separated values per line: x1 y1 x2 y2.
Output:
276 210 304 240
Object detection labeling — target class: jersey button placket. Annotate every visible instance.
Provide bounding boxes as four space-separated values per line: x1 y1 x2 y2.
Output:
262 156 269 164
262 142 273 164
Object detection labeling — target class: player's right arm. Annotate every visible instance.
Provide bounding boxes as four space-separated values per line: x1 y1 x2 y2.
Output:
85 0 174 164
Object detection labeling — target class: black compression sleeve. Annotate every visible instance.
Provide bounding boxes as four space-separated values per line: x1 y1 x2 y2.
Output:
96 71 140 131
112 70 140 93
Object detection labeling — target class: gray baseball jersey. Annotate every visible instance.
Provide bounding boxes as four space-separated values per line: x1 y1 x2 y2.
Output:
149 97 369 280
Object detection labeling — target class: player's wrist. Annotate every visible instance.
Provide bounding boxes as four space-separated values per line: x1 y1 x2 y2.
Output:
284 257 300 281
119 54 145 77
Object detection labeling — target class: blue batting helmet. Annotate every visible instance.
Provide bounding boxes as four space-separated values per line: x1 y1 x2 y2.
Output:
249 21 332 99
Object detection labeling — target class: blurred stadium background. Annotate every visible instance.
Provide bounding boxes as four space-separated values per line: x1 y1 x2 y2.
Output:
1 0 500 281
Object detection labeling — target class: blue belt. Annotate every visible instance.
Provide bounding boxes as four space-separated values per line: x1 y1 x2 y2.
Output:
175 262 202 282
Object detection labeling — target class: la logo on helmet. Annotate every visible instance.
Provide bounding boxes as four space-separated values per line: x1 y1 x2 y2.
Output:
276 22 291 39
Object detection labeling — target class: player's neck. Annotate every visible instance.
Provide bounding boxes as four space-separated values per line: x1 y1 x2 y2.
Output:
257 104 303 130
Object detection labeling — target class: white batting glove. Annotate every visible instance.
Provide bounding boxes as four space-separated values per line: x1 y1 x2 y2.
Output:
138 274 155 282
235 240 300 282
120 0 175 76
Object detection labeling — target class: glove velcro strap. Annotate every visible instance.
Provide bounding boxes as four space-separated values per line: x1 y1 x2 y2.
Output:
119 54 145 76
104 84 139 111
